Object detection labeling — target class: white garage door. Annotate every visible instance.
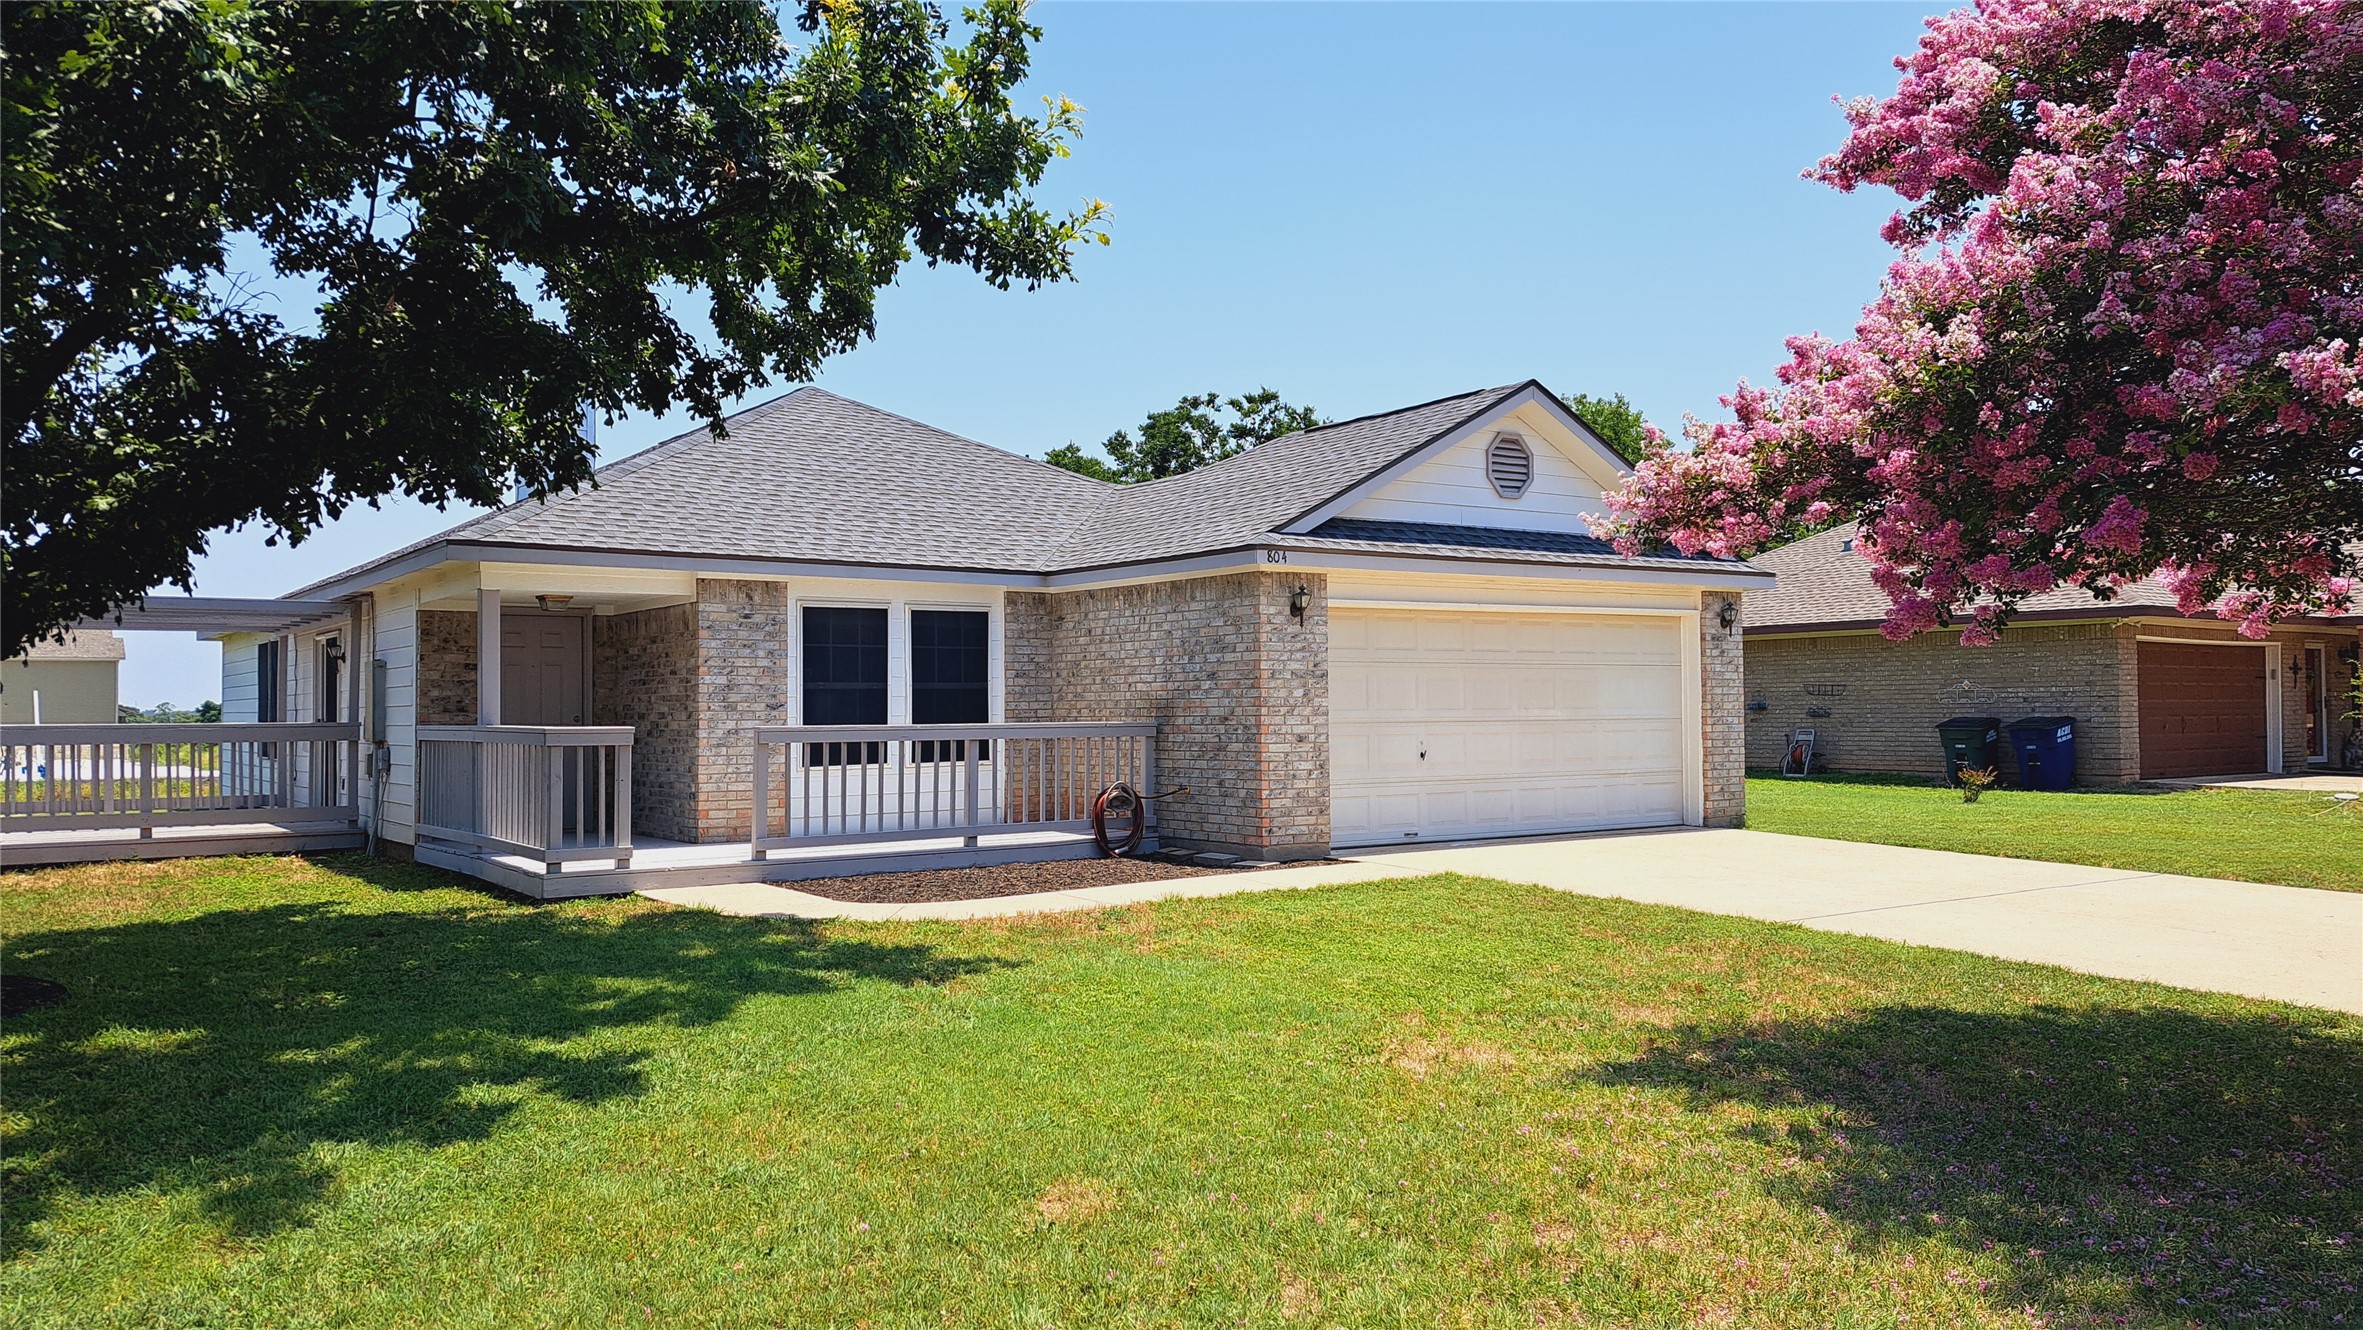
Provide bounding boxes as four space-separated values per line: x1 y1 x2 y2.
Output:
1329 607 1690 847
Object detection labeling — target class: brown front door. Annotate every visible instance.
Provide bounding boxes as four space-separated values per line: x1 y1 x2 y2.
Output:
2137 641 2267 778
500 613 587 726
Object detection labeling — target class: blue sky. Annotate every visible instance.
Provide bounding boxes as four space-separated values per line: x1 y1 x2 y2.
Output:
120 1 1952 705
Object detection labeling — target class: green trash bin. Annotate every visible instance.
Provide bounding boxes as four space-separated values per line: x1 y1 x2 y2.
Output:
1935 715 2002 786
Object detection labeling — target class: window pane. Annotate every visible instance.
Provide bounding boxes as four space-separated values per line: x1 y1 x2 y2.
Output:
802 606 887 728
911 610 988 726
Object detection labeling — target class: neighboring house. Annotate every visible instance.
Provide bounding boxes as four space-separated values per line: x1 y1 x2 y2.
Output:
1 630 125 724
1745 525 2363 782
206 381 1764 890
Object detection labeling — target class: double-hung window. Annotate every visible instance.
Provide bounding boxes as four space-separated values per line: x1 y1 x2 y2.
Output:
911 610 989 761
802 607 886 765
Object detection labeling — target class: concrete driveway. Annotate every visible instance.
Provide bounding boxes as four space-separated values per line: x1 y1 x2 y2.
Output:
647 829 2363 1014
1296 831 2362 1013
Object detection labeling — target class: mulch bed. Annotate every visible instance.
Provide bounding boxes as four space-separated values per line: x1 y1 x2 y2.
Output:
783 854 1276 905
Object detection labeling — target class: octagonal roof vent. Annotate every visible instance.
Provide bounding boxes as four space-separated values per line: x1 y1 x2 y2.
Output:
1486 433 1534 499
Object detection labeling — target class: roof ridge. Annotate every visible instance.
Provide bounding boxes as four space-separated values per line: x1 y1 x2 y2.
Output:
462 389 823 541
1104 381 1524 500
785 387 1120 495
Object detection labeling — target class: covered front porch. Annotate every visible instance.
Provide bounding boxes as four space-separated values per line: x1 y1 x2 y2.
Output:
389 575 1159 896
407 719 1158 899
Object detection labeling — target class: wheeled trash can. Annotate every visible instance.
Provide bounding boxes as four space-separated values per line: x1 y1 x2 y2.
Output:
1936 716 2002 786
2006 716 2077 791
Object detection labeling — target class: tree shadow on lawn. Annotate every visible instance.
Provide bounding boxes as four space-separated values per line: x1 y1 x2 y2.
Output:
1591 1003 2360 1325
2 861 1016 1256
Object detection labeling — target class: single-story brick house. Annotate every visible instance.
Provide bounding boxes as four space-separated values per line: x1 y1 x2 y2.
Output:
216 381 1768 892
1745 525 2363 783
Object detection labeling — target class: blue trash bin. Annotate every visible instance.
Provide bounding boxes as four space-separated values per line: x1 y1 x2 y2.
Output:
2006 716 2077 790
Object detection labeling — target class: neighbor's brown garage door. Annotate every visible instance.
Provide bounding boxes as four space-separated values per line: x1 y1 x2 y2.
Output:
2137 641 2267 778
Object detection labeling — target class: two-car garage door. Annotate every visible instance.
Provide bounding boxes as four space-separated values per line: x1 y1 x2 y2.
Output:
1329 607 1690 847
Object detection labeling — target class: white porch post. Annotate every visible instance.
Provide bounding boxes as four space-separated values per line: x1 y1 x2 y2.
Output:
477 588 502 725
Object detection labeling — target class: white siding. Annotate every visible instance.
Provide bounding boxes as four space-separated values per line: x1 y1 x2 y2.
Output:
374 590 419 844
219 635 262 722
1340 421 1610 534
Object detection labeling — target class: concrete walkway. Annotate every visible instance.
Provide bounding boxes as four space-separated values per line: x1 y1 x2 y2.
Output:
2154 771 2363 794
643 829 2363 1014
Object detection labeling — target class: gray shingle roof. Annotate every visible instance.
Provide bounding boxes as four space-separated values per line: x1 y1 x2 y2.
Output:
295 382 1757 594
1041 384 1528 568
1748 524 2183 631
10 630 126 663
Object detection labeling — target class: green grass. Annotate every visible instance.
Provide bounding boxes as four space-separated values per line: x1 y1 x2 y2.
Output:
4 855 2356 1328
1746 771 2363 892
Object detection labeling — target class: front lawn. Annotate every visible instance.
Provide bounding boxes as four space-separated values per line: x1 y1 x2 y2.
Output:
1746 772 2363 892
4 855 2356 1328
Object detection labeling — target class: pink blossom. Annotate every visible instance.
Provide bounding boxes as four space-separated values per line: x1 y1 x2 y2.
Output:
1598 0 2361 639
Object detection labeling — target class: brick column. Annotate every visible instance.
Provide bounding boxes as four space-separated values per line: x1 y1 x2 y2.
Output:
692 578 794 843
1701 591 1747 827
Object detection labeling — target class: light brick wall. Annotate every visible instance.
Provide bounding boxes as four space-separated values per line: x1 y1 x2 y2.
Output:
690 578 795 843
1004 591 1055 725
1700 591 1746 826
1744 621 2140 783
592 604 698 843
1005 572 1330 858
416 610 477 725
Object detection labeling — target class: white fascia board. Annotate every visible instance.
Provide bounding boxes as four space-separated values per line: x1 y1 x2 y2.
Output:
300 539 1054 601
1277 547 1774 592
1279 382 1634 535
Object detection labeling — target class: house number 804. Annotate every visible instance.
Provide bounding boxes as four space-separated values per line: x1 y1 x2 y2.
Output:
1264 549 1288 563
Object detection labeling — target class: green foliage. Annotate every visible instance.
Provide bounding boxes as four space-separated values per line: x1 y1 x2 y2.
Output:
2 0 1107 654
1559 390 1662 465
116 700 220 724
1046 388 1322 483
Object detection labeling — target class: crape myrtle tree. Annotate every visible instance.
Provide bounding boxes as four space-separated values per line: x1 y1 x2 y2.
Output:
1597 0 2362 642
1045 388 1322 483
2 0 1108 655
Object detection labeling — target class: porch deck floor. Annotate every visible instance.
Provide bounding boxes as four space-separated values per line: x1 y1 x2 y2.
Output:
423 827 1123 899
1 819 366 866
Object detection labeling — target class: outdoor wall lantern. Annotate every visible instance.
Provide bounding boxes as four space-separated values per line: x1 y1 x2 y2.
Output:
1718 601 1739 632
1289 585 1312 620
535 594 575 613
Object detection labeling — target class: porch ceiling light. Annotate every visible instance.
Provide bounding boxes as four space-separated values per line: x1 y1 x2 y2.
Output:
535 594 575 613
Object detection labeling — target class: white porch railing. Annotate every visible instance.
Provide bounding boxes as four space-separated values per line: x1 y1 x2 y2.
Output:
0 723 359 832
752 722 1156 857
416 726 633 870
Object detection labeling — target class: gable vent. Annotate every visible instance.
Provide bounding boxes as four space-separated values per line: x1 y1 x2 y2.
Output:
1485 434 1534 499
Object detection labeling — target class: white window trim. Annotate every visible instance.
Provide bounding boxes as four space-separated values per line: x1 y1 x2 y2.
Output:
793 594 1004 728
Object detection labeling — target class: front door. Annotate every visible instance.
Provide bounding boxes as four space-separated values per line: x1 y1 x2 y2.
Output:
500 613 587 726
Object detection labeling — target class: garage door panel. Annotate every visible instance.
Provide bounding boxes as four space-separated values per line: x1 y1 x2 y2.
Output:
2137 641 2267 779
1330 608 1690 846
